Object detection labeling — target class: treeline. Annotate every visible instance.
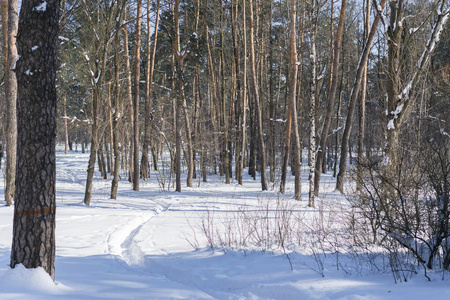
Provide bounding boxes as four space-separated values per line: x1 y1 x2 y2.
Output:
2 0 449 207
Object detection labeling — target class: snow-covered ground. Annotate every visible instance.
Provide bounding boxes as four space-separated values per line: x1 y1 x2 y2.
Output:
0 148 448 299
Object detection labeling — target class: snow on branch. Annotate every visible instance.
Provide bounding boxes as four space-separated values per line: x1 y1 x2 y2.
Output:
387 6 449 131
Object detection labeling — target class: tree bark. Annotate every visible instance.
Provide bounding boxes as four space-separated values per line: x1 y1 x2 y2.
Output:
111 29 123 199
11 0 60 280
238 0 248 185
63 95 69 155
141 0 160 180
132 0 142 191
357 0 369 190
173 0 194 190
4 0 18 207
248 0 267 191
308 4 318 208
123 8 134 184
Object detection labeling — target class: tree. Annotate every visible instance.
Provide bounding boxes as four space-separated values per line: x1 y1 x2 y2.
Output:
3 0 18 207
336 0 387 192
82 0 125 205
314 0 347 196
280 0 301 200
173 0 194 191
248 0 267 191
133 0 142 191
10 0 60 280
141 0 160 180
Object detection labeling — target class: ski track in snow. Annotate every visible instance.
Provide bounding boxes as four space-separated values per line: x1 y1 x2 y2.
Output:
1 148 450 299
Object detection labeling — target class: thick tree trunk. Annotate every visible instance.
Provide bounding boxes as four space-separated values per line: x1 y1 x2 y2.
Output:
384 0 449 167
11 0 60 280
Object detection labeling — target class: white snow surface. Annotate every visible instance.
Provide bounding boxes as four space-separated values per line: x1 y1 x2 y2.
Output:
0 148 449 299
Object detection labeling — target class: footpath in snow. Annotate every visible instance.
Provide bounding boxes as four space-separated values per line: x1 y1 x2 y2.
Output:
0 148 449 299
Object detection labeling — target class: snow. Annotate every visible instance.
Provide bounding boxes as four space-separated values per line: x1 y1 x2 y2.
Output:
0 264 68 295
0 148 449 299
32 46 39 51
387 119 395 130
409 27 419 34
33 1 47 12
58 36 70 42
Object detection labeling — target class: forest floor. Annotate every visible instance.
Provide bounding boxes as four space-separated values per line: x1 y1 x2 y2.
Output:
0 147 449 299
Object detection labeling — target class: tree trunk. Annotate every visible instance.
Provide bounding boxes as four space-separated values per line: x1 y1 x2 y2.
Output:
63 95 69 154
123 9 134 184
290 0 301 201
308 4 318 208
4 0 18 207
173 0 193 189
132 0 142 191
248 0 267 191
314 0 347 196
84 87 99 206
11 0 60 280
141 0 160 181
357 0 369 190
238 0 248 185
111 28 123 199
336 0 387 192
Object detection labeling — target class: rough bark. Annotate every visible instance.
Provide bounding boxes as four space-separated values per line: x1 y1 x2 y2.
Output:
11 0 60 280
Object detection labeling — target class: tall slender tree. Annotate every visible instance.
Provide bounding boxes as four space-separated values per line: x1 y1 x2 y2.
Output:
248 0 267 191
3 0 18 207
314 0 347 196
133 0 142 191
336 0 387 192
141 0 160 180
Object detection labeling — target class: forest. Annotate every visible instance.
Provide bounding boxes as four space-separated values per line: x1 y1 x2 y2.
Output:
0 0 449 295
